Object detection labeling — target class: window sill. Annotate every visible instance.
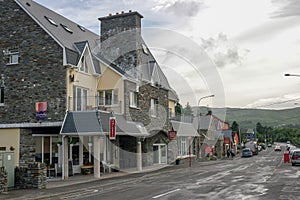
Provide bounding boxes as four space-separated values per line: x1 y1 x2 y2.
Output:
129 106 140 110
0 103 4 107
6 63 19 66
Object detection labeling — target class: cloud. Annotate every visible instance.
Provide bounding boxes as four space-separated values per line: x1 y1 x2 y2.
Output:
200 33 249 68
271 0 300 18
153 0 206 17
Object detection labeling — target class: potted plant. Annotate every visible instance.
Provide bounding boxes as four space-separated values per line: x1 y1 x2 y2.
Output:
175 158 180 165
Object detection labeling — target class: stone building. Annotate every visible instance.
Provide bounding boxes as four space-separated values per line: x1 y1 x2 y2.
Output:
0 0 178 180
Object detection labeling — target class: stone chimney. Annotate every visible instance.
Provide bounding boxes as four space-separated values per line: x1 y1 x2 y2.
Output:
98 11 144 72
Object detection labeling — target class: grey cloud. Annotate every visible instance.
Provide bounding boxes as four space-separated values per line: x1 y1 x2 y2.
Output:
201 33 248 68
156 0 206 17
271 0 300 18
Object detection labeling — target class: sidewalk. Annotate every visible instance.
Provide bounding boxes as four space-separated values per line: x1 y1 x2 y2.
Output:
46 164 170 189
0 164 171 200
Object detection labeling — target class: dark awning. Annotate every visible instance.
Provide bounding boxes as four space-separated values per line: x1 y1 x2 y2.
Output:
60 111 149 137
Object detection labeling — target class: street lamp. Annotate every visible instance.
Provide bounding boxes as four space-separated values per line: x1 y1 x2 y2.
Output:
284 73 300 77
197 94 215 159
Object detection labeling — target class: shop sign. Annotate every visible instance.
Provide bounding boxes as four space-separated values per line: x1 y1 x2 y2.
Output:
168 131 177 140
109 117 116 140
36 102 47 120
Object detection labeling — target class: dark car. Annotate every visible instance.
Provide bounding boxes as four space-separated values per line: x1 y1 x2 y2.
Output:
242 148 253 157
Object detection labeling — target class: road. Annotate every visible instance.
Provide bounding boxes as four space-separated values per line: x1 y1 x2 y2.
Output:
3 144 300 200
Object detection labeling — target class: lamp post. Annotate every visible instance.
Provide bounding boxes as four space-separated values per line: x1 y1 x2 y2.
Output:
284 73 300 77
197 94 215 159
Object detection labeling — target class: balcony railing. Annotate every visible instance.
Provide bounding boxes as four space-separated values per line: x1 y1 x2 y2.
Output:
68 96 122 113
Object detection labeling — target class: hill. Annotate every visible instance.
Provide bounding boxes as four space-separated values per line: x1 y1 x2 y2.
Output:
192 107 300 129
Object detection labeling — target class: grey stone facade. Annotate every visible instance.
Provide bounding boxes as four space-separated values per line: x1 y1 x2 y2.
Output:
19 129 36 168
0 0 66 124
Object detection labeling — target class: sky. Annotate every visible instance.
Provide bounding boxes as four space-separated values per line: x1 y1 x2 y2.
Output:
35 0 300 110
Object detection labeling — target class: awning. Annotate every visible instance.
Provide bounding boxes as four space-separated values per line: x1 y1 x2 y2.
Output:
60 111 149 137
60 111 102 136
171 120 198 137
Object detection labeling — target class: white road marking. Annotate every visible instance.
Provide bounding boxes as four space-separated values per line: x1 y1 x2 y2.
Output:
152 189 181 199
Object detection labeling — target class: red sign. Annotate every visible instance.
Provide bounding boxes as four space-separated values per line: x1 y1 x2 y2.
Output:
168 131 177 140
224 138 230 144
35 102 47 120
109 117 116 140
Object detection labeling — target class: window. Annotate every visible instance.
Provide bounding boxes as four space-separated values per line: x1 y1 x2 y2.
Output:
73 87 88 111
44 16 58 26
77 25 86 32
98 89 118 106
129 92 138 108
0 87 4 105
79 56 88 73
5 49 19 65
150 98 158 116
60 24 73 34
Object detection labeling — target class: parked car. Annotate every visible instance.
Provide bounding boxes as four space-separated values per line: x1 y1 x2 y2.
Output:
291 149 300 166
267 143 272 147
260 143 266 150
274 145 281 151
242 148 253 157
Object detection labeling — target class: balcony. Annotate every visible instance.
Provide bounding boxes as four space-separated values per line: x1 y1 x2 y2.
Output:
68 96 122 113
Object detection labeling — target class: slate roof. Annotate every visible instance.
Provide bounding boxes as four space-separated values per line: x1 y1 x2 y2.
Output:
15 0 101 72
171 121 198 137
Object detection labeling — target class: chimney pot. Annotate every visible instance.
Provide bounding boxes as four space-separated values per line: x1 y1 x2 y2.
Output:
116 12 119 15
121 11 124 14
129 10 132 12
109 13 112 16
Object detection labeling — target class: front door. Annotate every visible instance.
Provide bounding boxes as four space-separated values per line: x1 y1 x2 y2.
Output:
153 144 167 164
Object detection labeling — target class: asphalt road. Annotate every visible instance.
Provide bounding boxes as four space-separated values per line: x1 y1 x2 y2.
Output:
3 144 300 200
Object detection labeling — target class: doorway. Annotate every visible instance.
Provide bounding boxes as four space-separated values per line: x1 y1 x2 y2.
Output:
153 144 167 164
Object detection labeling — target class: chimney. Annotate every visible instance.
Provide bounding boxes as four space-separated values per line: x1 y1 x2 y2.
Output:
98 11 144 72
98 11 143 42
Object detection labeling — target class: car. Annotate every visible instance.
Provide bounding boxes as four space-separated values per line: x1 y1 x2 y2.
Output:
274 145 281 151
260 143 266 150
267 143 272 147
258 145 262 152
242 148 253 157
291 149 300 166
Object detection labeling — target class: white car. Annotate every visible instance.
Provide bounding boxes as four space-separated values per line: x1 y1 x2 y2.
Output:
291 149 300 166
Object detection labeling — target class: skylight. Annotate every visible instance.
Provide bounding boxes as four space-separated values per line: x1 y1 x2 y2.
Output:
44 16 58 26
77 25 86 32
60 24 73 34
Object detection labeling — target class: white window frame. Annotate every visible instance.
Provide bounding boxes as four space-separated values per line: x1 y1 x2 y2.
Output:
180 138 187 156
129 91 138 108
74 87 88 111
151 98 158 117
79 56 88 73
98 89 118 106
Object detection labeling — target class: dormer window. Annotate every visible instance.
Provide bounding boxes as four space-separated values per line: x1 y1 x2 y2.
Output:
44 16 58 26
60 24 73 34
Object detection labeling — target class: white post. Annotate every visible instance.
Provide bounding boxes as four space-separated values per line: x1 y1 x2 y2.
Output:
79 136 83 166
93 136 101 178
50 136 53 164
63 136 69 180
137 141 142 171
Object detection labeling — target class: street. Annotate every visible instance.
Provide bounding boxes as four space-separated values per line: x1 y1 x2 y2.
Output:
2 145 300 200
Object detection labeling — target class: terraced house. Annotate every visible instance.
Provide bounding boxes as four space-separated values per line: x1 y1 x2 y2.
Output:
0 0 179 182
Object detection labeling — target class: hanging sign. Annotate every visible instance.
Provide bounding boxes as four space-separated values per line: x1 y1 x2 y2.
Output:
168 130 177 140
109 117 116 140
36 102 47 120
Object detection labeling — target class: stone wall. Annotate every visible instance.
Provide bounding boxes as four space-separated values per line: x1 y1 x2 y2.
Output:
19 129 36 168
0 0 66 124
15 163 46 189
0 167 7 194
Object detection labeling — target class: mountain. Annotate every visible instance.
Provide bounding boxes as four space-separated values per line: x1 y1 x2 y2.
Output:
192 107 300 129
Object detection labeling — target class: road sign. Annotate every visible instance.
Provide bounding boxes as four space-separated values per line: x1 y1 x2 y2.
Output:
109 117 116 140
168 131 177 140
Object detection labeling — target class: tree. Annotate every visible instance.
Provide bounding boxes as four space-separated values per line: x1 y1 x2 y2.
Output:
175 102 183 116
183 102 193 116
231 121 239 133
